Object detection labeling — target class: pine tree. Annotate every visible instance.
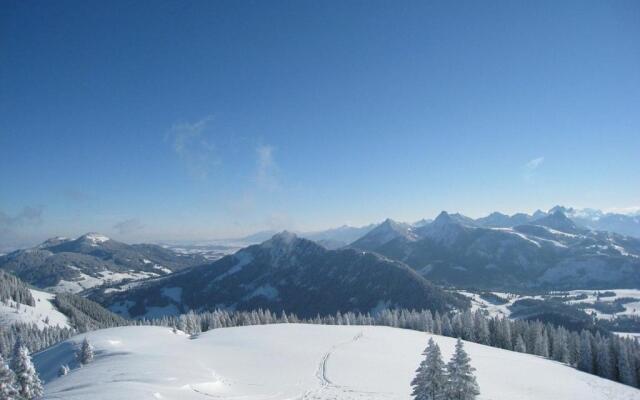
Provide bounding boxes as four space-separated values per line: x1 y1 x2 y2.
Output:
616 341 638 387
445 339 480 400
578 331 594 373
77 338 94 365
595 339 613 380
58 364 70 377
515 334 527 353
0 354 18 400
411 338 447 400
10 345 43 400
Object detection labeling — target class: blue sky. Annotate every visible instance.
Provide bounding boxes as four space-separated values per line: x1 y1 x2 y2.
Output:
1 0 639 247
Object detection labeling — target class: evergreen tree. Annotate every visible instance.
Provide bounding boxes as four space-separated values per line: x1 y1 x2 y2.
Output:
595 339 613 380
58 364 70 377
473 311 490 345
411 338 447 400
578 331 594 373
515 334 527 353
10 345 43 400
445 339 480 400
77 338 94 365
617 341 638 387
0 354 18 400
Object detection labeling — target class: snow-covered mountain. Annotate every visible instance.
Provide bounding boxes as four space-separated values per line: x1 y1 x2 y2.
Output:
34 324 640 400
300 224 376 249
474 206 640 238
475 211 535 228
350 211 640 290
0 233 206 293
553 206 640 238
0 270 71 329
92 232 467 319
349 218 418 250
0 270 125 331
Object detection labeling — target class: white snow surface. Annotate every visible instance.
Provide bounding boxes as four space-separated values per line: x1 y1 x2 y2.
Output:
81 233 111 246
458 288 640 321
34 324 639 400
46 269 160 293
0 289 70 329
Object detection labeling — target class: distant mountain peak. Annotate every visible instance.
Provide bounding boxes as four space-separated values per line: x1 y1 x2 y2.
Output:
532 210 580 233
261 231 312 254
549 205 572 215
37 236 71 249
269 230 298 244
532 209 547 219
412 218 432 228
78 232 111 245
379 218 404 229
431 211 476 227
349 218 416 250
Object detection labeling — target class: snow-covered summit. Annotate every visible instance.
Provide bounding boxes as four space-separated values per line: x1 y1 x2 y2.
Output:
37 236 71 249
418 211 475 245
532 210 581 234
78 232 111 245
350 218 417 250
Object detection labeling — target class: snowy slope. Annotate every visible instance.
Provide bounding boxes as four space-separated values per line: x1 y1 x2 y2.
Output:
45 269 160 293
0 289 70 329
34 324 639 400
457 289 640 321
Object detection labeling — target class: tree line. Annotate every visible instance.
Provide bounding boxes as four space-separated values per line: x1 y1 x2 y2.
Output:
2 307 639 390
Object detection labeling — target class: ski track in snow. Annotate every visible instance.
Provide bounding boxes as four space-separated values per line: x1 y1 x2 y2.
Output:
301 331 393 400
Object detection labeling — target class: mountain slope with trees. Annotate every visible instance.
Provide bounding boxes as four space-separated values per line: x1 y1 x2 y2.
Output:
0 233 206 293
93 232 468 318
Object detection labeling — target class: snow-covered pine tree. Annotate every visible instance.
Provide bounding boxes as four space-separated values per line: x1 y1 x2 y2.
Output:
411 338 447 400
77 338 94 365
58 364 70 377
473 311 490 345
616 340 638 387
578 331 594 373
10 345 43 400
595 339 613 380
445 338 480 400
0 354 18 400
515 334 527 353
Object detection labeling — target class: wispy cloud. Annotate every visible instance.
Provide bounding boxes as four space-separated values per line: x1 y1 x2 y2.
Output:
523 156 544 180
0 206 44 231
605 206 640 216
525 156 544 171
255 145 279 191
112 218 144 235
167 115 219 179
62 188 91 203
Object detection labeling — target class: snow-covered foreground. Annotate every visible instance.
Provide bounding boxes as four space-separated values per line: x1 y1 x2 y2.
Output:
0 289 70 329
34 324 639 400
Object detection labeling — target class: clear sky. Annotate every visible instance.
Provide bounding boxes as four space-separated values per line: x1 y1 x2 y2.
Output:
1 0 639 247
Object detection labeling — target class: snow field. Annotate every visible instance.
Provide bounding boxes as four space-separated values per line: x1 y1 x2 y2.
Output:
34 324 640 400
0 289 70 329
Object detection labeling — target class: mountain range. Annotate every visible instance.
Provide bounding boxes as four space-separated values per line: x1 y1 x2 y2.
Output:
214 206 640 249
349 210 640 289
92 231 468 318
2 205 640 321
0 233 206 293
